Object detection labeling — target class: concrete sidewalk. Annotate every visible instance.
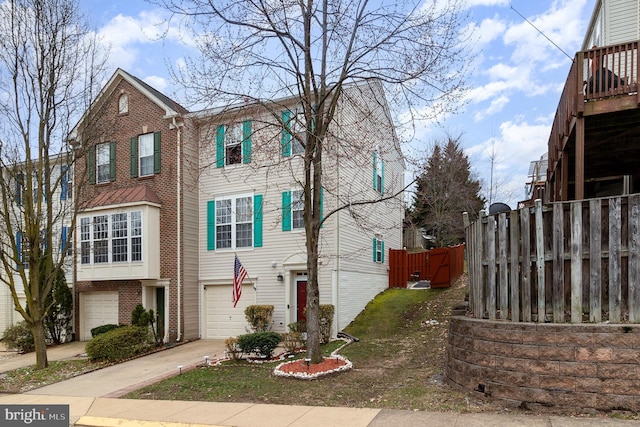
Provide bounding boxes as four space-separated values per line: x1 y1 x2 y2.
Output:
1 340 638 426
25 340 226 398
1 393 638 427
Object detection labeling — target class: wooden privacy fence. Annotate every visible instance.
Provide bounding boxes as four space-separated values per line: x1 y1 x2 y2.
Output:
388 245 465 289
464 196 640 323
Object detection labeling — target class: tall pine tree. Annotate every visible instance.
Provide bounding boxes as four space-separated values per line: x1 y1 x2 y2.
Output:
410 136 485 247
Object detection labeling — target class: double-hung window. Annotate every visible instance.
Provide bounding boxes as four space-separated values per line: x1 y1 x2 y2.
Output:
138 133 154 177
281 110 306 157
373 236 385 263
225 123 243 165
291 190 304 230
130 132 161 178
215 121 252 167
215 195 253 249
96 143 111 184
80 211 143 264
92 215 109 263
373 150 384 194
207 194 263 250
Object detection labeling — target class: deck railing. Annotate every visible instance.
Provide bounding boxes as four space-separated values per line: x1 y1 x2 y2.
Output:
547 42 640 181
464 195 640 323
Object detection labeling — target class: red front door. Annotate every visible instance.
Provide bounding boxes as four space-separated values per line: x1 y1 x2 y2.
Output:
296 280 307 321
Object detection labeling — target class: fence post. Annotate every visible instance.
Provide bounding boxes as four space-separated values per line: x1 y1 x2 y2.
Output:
534 199 545 322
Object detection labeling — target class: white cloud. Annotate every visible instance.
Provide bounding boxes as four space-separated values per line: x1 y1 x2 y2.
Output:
143 75 168 93
97 8 194 77
463 0 510 9
474 94 509 121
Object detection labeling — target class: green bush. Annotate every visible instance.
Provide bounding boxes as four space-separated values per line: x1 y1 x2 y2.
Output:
244 305 274 332
2 321 34 353
90 324 122 338
319 304 335 344
131 304 150 326
44 269 73 344
85 325 154 362
237 332 281 358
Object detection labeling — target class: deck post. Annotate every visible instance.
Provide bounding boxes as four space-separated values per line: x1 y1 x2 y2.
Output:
575 117 585 200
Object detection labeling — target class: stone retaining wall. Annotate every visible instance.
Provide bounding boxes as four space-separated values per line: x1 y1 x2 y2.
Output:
445 316 640 411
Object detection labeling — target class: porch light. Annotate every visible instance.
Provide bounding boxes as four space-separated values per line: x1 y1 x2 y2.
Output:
277 273 284 282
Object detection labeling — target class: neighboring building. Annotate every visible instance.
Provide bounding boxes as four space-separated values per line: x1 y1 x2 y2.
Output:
546 0 640 201
0 155 73 337
194 80 404 338
582 0 640 49
70 69 200 341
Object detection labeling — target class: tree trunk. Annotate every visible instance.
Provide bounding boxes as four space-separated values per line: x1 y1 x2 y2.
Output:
305 243 322 364
31 319 49 369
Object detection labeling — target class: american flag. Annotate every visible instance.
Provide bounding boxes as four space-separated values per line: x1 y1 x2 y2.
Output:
233 255 248 308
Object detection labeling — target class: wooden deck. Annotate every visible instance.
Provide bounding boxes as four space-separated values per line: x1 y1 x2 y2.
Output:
547 42 640 202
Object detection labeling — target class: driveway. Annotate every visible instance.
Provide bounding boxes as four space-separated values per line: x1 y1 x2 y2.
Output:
24 339 226 398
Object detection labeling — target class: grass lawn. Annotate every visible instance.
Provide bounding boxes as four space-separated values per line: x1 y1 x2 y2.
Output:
124 277 490 412
0 359 109 393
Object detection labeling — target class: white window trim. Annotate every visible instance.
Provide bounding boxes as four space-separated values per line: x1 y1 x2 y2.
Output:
96 143 110 184
291 189 304 230
138 133 154 177
215 193 254 250
224 123 243 166
79 209 143 265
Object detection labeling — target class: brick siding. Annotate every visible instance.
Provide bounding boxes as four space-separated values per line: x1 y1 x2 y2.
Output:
74 76 185 341
446 316 640 412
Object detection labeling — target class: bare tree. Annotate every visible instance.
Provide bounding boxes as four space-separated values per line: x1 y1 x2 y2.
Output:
0 0 106 369
158 0 469 363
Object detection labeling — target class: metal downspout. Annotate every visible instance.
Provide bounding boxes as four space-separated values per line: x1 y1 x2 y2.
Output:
175 117 182 342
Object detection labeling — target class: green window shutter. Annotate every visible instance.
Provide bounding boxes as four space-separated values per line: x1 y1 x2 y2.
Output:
381 240 385 263
109 142 116 181
130 137 138 178
281 110 291 157
154 131 161 173
207 200 216 250
373 151 377 190
216 125 225 168
380 160 385 195
282 191 291 232
373 237 377 262
254 194 263 247
88 146 96 184
242 120 252 164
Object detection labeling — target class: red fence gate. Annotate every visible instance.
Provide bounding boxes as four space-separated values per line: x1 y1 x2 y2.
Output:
388 245 465 289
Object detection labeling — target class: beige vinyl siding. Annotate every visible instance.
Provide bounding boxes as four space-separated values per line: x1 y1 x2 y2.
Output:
197 80 403 335
329 82 404 328
181 119 201 340
584 0 639 49
606 0 639 44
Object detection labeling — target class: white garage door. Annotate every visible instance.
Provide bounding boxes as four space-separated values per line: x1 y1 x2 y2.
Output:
80 291 118 341
205 285 255 338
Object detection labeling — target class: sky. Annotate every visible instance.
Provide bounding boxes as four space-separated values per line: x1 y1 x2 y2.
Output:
84 0 598 210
